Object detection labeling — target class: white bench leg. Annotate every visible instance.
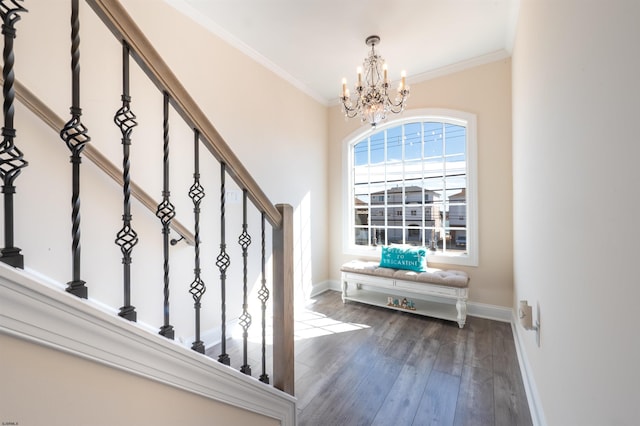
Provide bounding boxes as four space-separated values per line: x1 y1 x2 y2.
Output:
456 298 467 328
341 274 347 303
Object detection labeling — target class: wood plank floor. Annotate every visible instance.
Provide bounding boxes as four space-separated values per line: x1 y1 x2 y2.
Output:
207 290 532 426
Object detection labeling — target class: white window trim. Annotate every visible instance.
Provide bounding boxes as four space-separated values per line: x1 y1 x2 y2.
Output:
342 108 478 267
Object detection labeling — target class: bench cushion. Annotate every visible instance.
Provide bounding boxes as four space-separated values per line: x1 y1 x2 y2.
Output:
341 259 469 288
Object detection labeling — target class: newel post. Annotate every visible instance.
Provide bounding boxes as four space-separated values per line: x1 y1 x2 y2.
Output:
272 203 294 396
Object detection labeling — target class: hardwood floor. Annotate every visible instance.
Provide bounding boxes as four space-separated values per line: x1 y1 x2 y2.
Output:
207 291 532 426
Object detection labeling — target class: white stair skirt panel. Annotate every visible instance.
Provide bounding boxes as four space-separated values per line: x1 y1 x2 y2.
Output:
0 263 296 426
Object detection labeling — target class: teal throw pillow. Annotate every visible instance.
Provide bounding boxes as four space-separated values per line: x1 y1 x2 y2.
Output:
379 246 427 272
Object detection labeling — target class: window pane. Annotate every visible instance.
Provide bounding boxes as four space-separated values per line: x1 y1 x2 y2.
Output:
355 227 369 246
387 207 402 227
406 226 422 246
445 153 466 177
371 207 385 227
404 183 423 204
424 190 437 205
386 126 402 162
354 139 368 166
424 157 444 178
369 164 385 186
424 205 437 224
354 183 369 200
404 122 422 160
445 175 466 193
386 165 403 188
354 165 369 185
445 124 466 157
354 207 368 226
385 185 403 205
387 227 403 244
453 230 467 250
424 176 444 192
370 193 384 205
424 122 443 158
370 133 385 164
404 160 423 182
449 203 466 227
372 227 386 246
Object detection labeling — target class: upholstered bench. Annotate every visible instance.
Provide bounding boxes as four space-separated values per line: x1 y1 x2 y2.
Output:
340 259 470 328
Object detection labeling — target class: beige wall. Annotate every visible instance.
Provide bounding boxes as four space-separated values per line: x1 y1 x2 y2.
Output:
120 0 330 302
328 59 514 307
0 333 278 426
512 1 640 424
9 0 328 337
2 3 324 420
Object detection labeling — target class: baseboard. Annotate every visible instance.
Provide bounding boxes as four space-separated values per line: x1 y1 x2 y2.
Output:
310 280 337 297
511 312 547 426
467 301 512 322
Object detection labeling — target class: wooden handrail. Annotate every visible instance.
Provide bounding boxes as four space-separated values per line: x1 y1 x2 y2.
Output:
85 0 282 230
8 77 196 245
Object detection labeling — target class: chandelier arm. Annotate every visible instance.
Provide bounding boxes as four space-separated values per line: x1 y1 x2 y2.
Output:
386 93 410 113
340 97 361 119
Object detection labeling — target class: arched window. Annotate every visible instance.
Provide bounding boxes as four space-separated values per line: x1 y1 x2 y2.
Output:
344 109 478 266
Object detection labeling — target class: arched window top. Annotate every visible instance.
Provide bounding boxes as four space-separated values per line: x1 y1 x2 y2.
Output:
343 109 478 266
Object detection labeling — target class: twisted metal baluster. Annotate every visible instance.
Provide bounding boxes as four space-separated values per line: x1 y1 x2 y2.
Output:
216 162 230 365
189 129 206 353
258 212 270 384
0 0 27 269
238 189 252 376
60 0 90 298
114 42 138 321
156 92 175 339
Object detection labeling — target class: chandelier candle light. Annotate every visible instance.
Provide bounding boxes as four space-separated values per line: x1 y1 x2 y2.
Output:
340 35 410 127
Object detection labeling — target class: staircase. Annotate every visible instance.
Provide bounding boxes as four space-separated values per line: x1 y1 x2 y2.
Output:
0 0 296 424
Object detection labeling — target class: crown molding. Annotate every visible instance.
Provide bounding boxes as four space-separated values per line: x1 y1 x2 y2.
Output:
164 0 328 106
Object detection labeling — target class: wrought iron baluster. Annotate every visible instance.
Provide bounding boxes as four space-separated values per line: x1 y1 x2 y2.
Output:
238 189 252 376
114 42 138 321
215 162 230 365
60 0 90 298
258 212 270 384
189 129 205 353
156 91 175 339
0 0 27 269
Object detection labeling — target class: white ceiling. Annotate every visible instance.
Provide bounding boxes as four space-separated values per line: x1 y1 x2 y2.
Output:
167 0 520 105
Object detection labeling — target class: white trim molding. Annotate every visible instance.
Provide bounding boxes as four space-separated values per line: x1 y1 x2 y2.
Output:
409 50 510 87
467 301 512 322
309 280 333 298
0 263 296 426
341 108 479 268
511 311 547 426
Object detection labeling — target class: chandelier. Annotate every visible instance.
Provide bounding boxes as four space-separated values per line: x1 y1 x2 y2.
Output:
340 35 410 127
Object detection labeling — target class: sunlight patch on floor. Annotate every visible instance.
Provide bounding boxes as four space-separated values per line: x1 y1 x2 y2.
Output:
230 297 370 343
293 310 369 341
